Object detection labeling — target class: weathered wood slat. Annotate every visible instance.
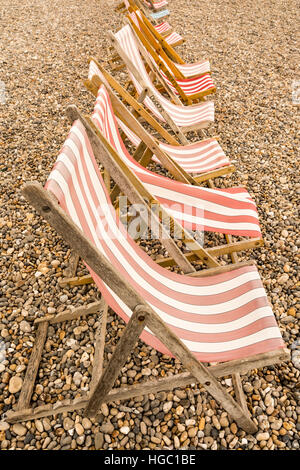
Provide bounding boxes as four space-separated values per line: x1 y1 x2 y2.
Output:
16 322 48 411
6 348 289 423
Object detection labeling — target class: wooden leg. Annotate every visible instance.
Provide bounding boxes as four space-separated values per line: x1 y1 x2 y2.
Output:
63 251 79 278
16 322 48 411
85 305 148 417
90 302 108 393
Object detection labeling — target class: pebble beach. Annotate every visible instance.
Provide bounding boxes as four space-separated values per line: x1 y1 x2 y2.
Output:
0 0 299 451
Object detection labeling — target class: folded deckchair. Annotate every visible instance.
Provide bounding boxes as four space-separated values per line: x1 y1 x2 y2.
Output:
130 7 211 77
109 24 215 143
87 59 236 184
17 119 289 433
124 19 216 104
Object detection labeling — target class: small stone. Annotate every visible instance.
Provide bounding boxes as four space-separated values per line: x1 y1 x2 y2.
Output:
75 423 84 436
19 320 31 333
119 426 130 435
94 432 104 450
82 418 92 430
188 427 197 438
59 294 68 303
8 376 23 394
12 423 27 436
175 405 184 415
140 422 147 435
199 417 205 430
73 371 82 386
219 416 229 428
100 422 114 434
256 432 270 441
230 423 238 434
278 273 289 284
35 420 44 433
63 417 74 431
163 401 173 413
0 422 9 432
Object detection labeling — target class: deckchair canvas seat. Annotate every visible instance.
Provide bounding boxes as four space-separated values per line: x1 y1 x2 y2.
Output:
116 115 231 175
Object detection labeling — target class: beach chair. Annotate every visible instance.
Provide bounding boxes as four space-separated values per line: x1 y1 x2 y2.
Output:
70 83 263 259
130 7 211 76
13 119 289 433
86 59 236 184
117 0 170 20
108 24 215 143
125 18 216 104
124 0 184 46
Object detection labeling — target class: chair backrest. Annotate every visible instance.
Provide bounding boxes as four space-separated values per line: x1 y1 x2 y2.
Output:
44 120 283 363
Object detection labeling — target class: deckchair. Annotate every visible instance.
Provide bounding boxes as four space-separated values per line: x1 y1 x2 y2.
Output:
110 1 183 75
62 82 262 289
108 24 215 143
130 7 212 77
71 83 263 260
142 0 168 11
14 119 289 433
125 18 216 104
140 0 170 18
118 0 170 20
127 4 184 47
86 59 236 184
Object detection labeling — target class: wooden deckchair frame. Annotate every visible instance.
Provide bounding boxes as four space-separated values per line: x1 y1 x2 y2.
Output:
126 18 216 105
6 180 290 434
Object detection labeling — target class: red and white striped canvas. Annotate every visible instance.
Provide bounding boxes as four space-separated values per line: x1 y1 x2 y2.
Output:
132 9 210 76
154 21 172 34
116 116 230 175
45 120 285 362
143 0 168 10
158 67 215 97
129 11 183 47
112 25 215 129
163 31 183 46
175 60 212 78
91 85 262 238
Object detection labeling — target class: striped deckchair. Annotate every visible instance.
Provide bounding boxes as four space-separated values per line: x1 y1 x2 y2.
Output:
87 59 236 184
21 119 289 432
71 81 263 267
109 24 215 143
143 0 168 10
126 18 216 104
90 84 262 241
132 8 211 77
128 7 184 47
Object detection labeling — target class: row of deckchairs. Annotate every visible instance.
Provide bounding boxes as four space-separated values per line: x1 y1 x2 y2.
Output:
7 0 289 436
